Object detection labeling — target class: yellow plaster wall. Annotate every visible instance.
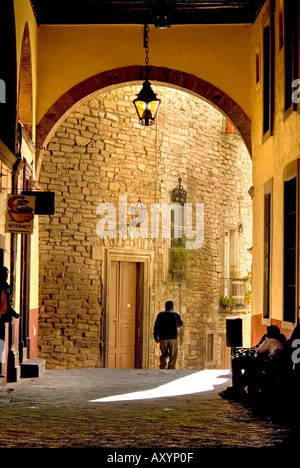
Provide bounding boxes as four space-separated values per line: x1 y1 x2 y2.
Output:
13 0 38 142
30 218 39 311
13 1 39 311
36 24 252 124
251 0 300 330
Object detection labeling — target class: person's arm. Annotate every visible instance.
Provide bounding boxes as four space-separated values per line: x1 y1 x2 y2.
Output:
256 340 269 358
153 315 160 342
177 314 183 328
6 285 19 319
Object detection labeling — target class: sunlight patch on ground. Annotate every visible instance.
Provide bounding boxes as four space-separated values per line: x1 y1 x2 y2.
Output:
89 369 230 403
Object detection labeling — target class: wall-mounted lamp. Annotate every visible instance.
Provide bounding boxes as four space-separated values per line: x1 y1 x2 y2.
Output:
171 177 187 206
133 25 161 126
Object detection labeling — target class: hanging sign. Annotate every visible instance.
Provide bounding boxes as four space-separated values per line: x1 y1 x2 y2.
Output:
5 194 35 234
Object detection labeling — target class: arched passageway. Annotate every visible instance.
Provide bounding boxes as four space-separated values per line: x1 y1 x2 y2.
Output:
35 66 251 181
37 84 252 371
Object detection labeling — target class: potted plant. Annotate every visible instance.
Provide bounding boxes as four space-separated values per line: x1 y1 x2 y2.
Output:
242 270 251 305
245 289 251 305
220 295 234 312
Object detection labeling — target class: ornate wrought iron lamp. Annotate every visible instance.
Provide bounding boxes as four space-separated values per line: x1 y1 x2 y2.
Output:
130 197 148 228
171 177 187 206
133 25 161 126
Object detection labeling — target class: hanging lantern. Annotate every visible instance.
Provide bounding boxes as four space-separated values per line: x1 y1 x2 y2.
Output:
133 24 161 126
133 79 161 126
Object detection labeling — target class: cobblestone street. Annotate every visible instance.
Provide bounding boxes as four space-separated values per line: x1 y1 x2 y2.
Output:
1 368 300 450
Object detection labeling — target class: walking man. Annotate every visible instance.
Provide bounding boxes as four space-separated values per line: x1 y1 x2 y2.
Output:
153 300 183 369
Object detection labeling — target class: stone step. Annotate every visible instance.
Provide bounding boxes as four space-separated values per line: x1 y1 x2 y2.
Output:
20 359 46 378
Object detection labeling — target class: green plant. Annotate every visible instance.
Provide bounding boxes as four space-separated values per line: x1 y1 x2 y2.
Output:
245 289 251 303
168 245 191 283
220 295 234 309
243 269 252 304
242 269 252 283
220 295 233 307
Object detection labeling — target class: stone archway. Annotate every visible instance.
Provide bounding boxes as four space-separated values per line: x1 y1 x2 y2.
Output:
35 66 251 180
37 84 253 370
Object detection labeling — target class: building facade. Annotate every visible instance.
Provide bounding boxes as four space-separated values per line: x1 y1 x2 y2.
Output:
0 0 299 383
251 0 300 343
38 86 252 370
0 1 39 385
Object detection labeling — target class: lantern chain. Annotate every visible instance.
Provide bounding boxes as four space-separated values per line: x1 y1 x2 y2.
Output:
144 24 150 67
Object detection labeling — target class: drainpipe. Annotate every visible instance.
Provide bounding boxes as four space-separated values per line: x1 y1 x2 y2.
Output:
10 123 23 304
10 160 22 299
7 123 22 382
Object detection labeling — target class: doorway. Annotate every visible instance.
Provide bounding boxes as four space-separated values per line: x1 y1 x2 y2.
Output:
108 261 144 369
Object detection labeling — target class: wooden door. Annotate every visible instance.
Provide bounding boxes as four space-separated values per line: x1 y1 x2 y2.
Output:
108 261 137 368
221 335 231 370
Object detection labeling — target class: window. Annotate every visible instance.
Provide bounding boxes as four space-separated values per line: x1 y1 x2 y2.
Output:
224 229 230 295
283 162 298 324
284 0 299 114
170 206 184 248
263 180 272 320
263 11 275 137
222 116 236 135
206 333 214 363
223 228 237 296
169 205 187 282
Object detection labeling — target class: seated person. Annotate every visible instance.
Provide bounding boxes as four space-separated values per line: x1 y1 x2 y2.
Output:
220 325 287 399
256 325 285 359
254 326 290 382
232 326 282 388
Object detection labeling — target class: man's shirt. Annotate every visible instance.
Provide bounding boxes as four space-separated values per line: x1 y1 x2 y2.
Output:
154 310 183 340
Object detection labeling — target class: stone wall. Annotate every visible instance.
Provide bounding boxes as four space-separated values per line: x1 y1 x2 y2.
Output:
38 85 252 370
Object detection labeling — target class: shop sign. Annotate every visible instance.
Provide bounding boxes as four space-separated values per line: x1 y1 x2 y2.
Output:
5 194 35 234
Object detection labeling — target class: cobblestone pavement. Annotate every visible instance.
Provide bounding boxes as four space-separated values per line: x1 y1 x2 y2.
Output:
1 368 300 449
